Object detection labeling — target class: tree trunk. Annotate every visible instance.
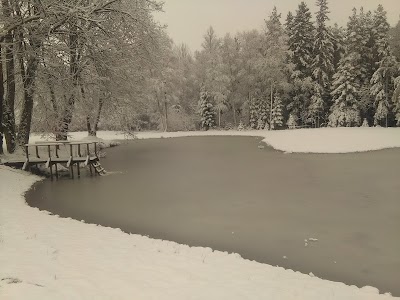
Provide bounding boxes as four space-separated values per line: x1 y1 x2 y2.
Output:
269 82 274 130
385 74 389 128
0 44 4 155
57 19 80 141
155 91 165 131
164 91 168 132
218 109 221 127
232 101 237 126
2 0 16 153
86 115 93 135
16 27 41 147
91 94 105 137
80 84 94 136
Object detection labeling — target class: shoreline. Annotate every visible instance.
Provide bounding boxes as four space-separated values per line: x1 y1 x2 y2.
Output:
1 129 399 299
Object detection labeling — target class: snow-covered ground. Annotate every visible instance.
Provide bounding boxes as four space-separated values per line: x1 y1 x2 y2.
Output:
1 128 400 299
28 127 400 154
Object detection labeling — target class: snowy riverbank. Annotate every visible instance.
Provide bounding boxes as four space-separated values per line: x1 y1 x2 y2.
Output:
28 127 400 154
1 128 400 299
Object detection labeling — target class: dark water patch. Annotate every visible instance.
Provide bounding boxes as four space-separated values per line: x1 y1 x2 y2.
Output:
26 136 400 295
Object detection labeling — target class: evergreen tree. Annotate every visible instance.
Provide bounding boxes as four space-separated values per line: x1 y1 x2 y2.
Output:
256 95 269 130
286 2 315 125
330 24 345 71
285 11 294 35
329 7 376 126
309 83 324 127
312 0 334 89
271 91 283 129
289 2 315 77
237 120 245 131
352 9 378 123
287 114 298 128
361 118 369 127
346 8 374 86
390 19 400 62
368 5 397 126
370 55 398 126
249 96 258 129
311 0 334 126
358 9 375 84
373 5 391 63
198 87 216 130
329 53 361 127
393 75 400 125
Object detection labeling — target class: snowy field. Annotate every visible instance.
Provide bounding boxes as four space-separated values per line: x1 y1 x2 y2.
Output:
1 128 400 299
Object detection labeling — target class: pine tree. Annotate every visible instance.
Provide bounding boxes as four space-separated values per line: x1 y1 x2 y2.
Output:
311 0 334 126
358 9 375 84
309 83 324 127
285 11 294 35
347 8 376 123
237 120 245 131
390 20 400 62
265 7 285 44
198 87 216 130
271 91 283 129
329 53 361 127
286 2 315 125
368 5 397 127
370 55 398 126
393 76 400 125
249 96 258 129
346 8 374 86
373 5 391 63
287 114 298 129
330 23 345 71
312 0 334 89
361 118 369 127
289 2 315 77
329 7 377 127
257 95 269 130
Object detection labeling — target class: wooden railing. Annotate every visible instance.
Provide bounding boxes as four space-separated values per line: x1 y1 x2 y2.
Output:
22 141 101 180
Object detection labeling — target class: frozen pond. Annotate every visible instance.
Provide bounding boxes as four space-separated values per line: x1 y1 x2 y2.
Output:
26 136 400 295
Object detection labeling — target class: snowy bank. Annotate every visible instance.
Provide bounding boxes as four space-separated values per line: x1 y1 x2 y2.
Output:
1 128 400 299
26 127 400 154
133 127 400 153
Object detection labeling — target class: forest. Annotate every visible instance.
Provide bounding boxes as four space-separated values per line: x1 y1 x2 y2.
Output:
1 0 400 155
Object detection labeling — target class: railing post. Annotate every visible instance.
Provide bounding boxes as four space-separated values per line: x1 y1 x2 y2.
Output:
25 145 29 161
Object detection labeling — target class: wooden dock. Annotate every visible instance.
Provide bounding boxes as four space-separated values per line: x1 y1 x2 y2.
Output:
2 141 106 180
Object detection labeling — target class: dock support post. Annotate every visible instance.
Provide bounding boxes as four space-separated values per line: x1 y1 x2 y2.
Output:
49 164 53 181
55 163 59 180
77 162 80 177
70 163 74 179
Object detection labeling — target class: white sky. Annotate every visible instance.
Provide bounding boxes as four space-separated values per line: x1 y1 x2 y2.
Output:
154 0 400 52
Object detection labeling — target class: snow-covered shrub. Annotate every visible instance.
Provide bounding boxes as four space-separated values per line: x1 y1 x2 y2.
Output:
168 109 196 132
287 114 298 129
361 118 369 127
224 123 234 130
237 121 245 131
328 103 361 127
198 88 216 130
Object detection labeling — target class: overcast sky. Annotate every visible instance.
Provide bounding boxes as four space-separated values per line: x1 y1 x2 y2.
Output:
154 0 400 52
